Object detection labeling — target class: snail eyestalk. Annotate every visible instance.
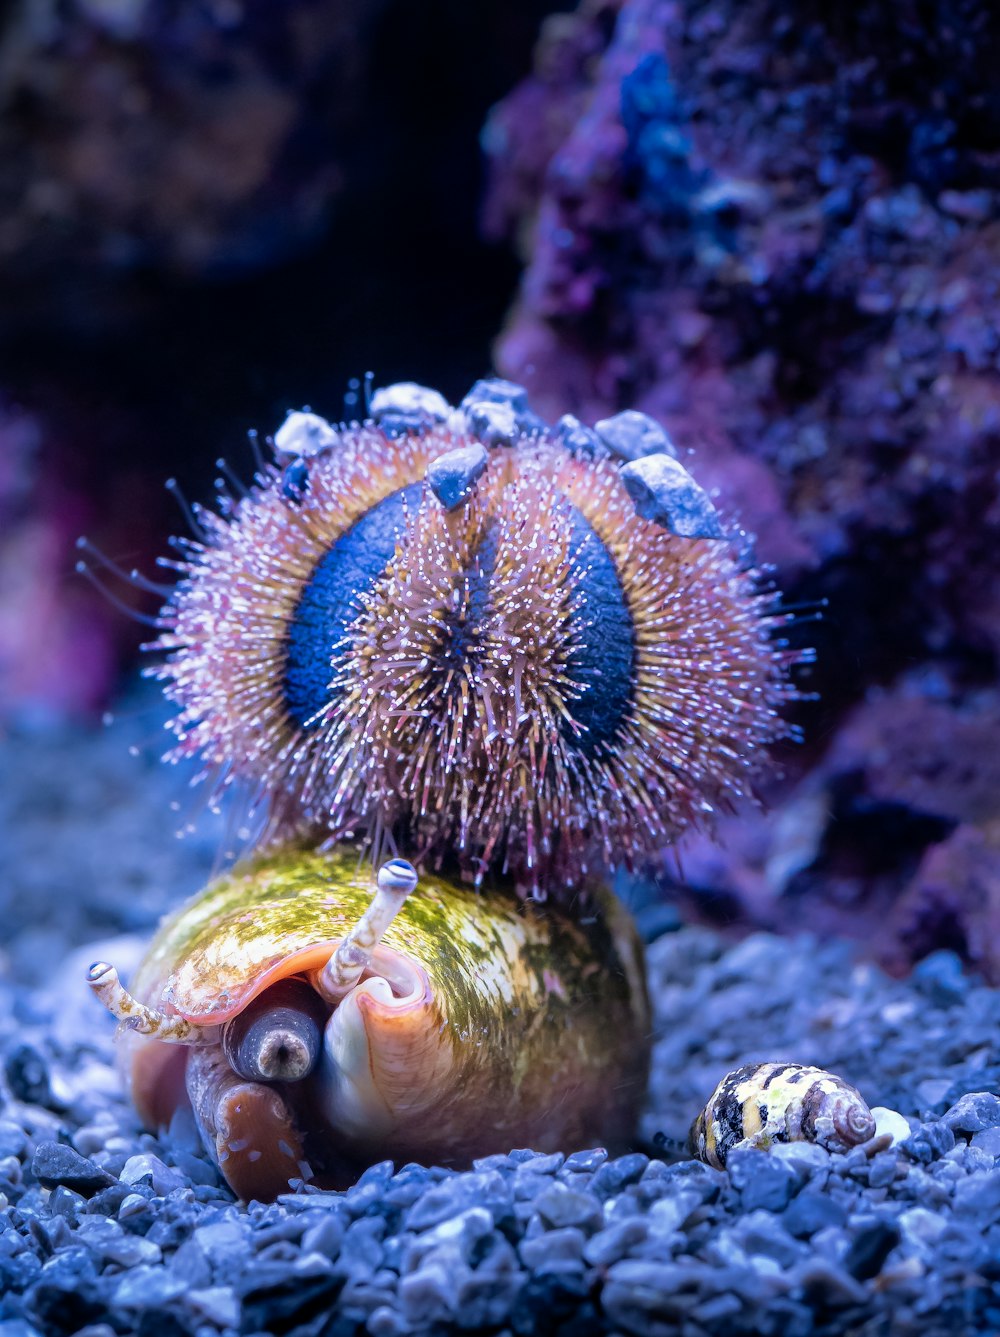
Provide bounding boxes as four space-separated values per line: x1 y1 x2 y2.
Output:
86 961 210 1044
221 978 326 1083
316 859 419 1003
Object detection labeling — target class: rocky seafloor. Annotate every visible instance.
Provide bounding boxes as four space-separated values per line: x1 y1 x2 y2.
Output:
1 707 999 1337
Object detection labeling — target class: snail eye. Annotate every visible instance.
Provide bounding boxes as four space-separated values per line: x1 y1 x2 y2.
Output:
379 859 418 893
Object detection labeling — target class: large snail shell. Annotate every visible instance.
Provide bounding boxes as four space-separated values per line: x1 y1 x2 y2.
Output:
121 846 650 1200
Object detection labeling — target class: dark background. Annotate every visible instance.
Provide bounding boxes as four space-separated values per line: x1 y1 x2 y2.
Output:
0 0 565 714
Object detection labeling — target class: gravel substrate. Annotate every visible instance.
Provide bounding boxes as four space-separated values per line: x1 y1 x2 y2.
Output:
2 710 999 1336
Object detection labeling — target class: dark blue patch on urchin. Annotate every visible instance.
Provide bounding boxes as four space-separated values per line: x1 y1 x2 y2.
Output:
562 503 635 756
284 483 423 728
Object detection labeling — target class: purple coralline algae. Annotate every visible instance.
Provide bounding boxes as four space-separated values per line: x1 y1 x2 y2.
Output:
483 0 1000 977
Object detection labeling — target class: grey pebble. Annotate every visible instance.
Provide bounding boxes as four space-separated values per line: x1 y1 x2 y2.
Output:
183 1286 240 1329
794 1257 867 1307
555 414 603 458
768 1141 832 1177
453 1267 524 1329
594 409 679 461
425 442 488 510
898 1205 947 1248
583 1217 650 1266
367 1304 410 1337
4 1044 54 1109
119 1154 186 1197
911 949 968 1005
970 1126 1000 1158
112 1263 186 1309
620 452 725 539
465 399 520 447
563 1148 608 1174
170 1238 212 1288
733 1210 806 1268
461 377 530 413
842 1217 900 1279
0 1121 28 1161
901 1120 955 1163
646 1187 704 1236
602 1259 692 1331
399 1262 457 1324
48 1186 85 1220
166 1149 219 1188
533 1183 603 1232
727 1148 798 1213
591 1153 648 1199
334 1216 385 1275
31 1143 115 1197
405 1206 492 1270
867 1150 900 1188
961 1144 996 1174
300 1213 344 1259
953 1170 1000 1216
518 1151 565 1175
942 1091 1000 1135
519 1226 586 1271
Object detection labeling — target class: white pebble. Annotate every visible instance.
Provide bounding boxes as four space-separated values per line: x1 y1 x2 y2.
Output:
870 1106 912 1145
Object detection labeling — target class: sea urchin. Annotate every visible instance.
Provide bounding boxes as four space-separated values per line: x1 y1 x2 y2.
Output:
149 379 802 893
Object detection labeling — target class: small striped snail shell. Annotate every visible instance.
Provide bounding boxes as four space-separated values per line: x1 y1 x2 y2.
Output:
89 849 650 1201
689 1062 877 1170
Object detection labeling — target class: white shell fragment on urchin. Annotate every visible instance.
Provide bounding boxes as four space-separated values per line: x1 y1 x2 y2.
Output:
425 443 489 510
621 453 725 540
594 409 679 462
273 411 340 457
369 382 451 429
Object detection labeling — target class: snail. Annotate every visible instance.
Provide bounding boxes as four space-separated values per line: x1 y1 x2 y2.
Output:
689 1062 877 1170
83 377 805 1200
89 847 649 1200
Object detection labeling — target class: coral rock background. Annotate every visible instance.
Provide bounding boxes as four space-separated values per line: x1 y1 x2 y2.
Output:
484 0 1000 981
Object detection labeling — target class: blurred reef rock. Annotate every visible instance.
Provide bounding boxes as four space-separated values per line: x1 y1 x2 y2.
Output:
0 398 126 725
0 0 384 308
484 0 1000 678
484 0 1000 975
